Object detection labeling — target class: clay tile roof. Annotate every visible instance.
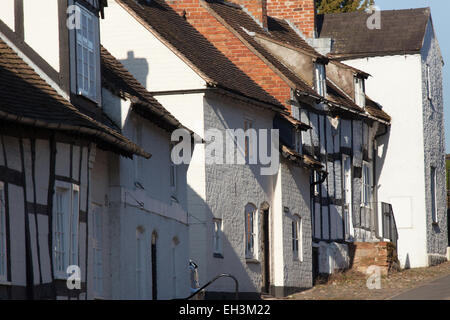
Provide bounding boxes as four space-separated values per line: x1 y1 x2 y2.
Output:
365 97 391 123
0 37 150 159
116 0 283 110
326 80 364 113
329 59 370 78
281 144 323 170
318 8 431 58
101 45 187 133
280 113 311 131
203 0 319 96
266 17 325 59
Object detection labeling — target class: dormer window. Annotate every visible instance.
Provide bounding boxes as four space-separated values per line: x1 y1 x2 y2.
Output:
75 4 100 101
354 76 366 107
315 63 326 97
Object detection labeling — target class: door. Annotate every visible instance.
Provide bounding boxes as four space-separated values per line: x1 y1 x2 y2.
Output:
342 155 354 240
261 209 270 293
151 232 158 300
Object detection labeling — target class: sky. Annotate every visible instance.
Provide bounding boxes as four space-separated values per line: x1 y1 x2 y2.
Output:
375 0 450 152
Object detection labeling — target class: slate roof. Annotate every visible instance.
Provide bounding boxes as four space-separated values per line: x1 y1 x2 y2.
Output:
116 0 284 110
318 8 431 58
101 46 186 133
0 37 150 159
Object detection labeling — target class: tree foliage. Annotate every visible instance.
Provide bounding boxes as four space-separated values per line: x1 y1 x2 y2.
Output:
315 0 375 14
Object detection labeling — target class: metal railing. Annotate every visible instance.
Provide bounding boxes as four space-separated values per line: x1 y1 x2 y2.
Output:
184 274 239 300
381 202 398 248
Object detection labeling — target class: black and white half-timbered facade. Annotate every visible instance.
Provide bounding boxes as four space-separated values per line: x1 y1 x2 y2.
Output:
0 0 151 299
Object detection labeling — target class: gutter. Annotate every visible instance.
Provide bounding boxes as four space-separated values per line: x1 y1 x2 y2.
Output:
0 110 151 159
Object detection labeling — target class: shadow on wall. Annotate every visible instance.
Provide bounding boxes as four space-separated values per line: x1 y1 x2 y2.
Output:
186 179 262 300
120 51 149 89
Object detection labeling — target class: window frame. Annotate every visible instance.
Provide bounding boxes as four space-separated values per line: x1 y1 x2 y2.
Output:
313 171 321 196
74 3 99 102
354 76 366 107
0 182 7 283
426 64 432 101
431 166 438 224
53 181 80 279
293 129 302 155
315 63 327 97
292 215 303 261
361 161 373 209
291 106 300 120
245 204 257 260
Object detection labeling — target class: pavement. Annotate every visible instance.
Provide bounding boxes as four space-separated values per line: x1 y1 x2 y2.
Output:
389 274 450 300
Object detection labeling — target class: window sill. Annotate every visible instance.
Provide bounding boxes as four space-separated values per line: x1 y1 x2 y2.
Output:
246 258 260 264
54 274 68 281
0 280 11 286
76 92 98 106
213 253 224 259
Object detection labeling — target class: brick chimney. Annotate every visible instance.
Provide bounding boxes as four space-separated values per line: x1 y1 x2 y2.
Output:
267 0 317 39
234 0 268 29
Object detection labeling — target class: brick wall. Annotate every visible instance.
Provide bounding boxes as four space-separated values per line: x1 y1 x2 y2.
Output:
351 242 399 276
233 0 268 29
166 0 292 110
267 0 316 38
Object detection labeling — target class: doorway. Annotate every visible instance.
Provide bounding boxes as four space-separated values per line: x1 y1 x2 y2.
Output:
342 155 354 239
151 232 158 300
261 207 270 294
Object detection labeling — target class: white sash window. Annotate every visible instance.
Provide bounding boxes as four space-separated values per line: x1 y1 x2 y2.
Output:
292 215 303 261
76 5 98 100
245 204 257 259
53 182 80 278
361 162 373 208
315 63 327 97
355 77 366 107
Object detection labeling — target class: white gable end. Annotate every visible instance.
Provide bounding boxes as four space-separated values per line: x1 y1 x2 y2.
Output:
100 0 206 93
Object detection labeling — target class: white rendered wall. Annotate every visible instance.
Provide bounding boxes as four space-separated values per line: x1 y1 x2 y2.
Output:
101 89 191 299
100 0 205 93
23 0 60 72
345 54 428 268
0 0 15 31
